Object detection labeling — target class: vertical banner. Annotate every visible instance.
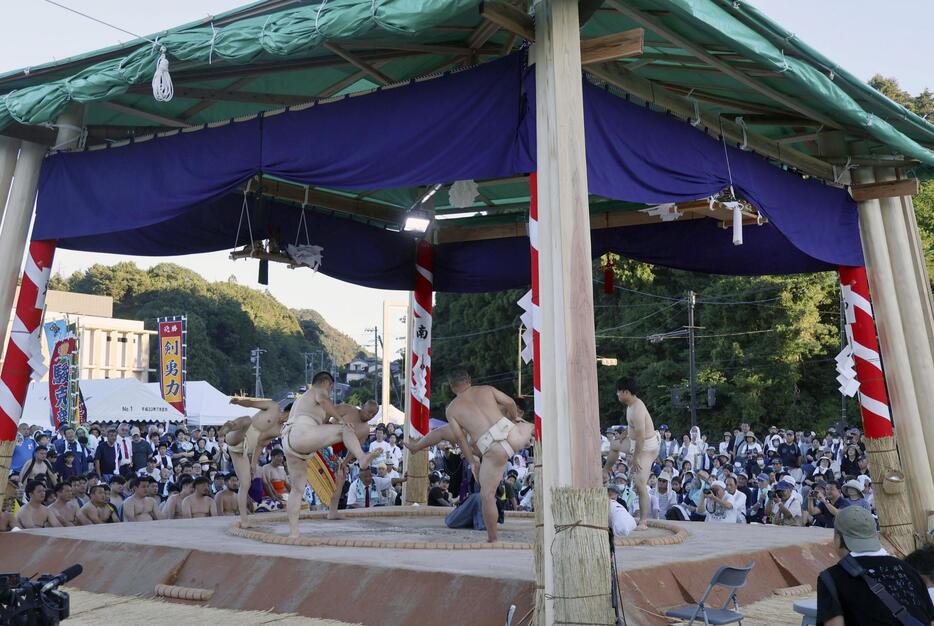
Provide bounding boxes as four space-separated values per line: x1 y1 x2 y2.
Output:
67 321 86 426
409 241 432 438
157 316 187 415
44 319 75 430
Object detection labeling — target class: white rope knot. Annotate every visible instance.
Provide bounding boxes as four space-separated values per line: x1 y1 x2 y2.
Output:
833 156 855 185
152 46 174 102
778 49 790 73
735 116 749 150
686 88 702 128
208 21 217 64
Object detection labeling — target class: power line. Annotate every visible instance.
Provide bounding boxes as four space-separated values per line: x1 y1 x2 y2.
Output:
433 323 515 342
592 278 684 301
596 300 683 333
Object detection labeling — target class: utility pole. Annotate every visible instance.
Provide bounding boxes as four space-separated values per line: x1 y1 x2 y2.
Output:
687 290 698 427
250 348 266 398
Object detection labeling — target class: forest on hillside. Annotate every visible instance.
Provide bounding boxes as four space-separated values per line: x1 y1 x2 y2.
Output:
50 263 362 396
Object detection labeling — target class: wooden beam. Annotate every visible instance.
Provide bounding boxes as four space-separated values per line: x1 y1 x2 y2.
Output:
480 2 534 41
777 130 824 145
317 61 390 99
850 178 919 201
323 43 393 86
0 122 56 146
258 179 402 223
586 63 834 180
177 77 256 120
658 83 799 116
580 29 644 65
436 202 766 243
173 50 417 83
97 101 190 128
607 1 841 129
129 84 310 107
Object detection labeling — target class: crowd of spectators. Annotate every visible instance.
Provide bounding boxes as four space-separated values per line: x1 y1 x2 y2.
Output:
601 421 879 531
1 409 880 537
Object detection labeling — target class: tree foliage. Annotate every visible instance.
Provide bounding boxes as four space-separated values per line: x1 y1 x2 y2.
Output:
868 74 934 119
53 263 361 396
431 260 860 436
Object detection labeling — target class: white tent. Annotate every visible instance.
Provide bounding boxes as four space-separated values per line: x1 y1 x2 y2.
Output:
21 378 185 429
369 403 405 426
144 381 244 428
81 378 184 423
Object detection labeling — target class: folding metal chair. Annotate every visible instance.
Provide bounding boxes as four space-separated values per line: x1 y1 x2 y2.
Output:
664 561 755 626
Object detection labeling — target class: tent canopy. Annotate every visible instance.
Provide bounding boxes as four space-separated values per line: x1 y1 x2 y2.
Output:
22 378 185 429
4 0 933 287
370 404 405 426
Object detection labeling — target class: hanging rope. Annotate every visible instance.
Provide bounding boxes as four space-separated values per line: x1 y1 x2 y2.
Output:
718 117 737 200
151 43 174 102
735 116 749 151
686 89 702 128
833 156 855 185
234 181 256 252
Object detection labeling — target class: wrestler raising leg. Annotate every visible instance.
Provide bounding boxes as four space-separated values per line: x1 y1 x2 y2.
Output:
282 372 381 539
616 377 659 531
221 396 289 528
443 367 534 543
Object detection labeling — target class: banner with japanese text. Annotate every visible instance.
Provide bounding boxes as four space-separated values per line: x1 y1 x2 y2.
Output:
157 316 187 415
44 319 74 430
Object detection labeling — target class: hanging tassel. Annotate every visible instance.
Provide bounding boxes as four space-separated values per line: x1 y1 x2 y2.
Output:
602 256 614 294
152 47 174 102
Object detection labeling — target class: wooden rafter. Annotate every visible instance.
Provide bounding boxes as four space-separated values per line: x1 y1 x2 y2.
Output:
316 62 390 99
479 2 534 41
129 83 310 107
580 30 644 65
177 77 256 120
97 101 190 128
607 1 840 129
850 178 919 201
323 43 393 85
173 50 416 83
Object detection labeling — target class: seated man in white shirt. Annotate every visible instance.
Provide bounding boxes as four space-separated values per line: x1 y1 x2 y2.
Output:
768 480 803 526
347 467 383 508
608 483 636 537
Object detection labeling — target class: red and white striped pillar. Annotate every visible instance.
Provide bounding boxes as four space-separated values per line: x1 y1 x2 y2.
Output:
409 239 433 439
0 240 56 440
529 173 542 440
838 265 893 438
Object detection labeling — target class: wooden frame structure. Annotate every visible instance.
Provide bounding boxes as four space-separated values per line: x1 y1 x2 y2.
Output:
0 2 933 624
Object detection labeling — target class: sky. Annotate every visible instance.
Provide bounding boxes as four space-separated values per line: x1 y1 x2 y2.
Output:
0 0 931 343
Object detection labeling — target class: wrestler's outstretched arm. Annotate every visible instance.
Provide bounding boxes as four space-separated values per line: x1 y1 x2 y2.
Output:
489 387 519 421
218 415 253 439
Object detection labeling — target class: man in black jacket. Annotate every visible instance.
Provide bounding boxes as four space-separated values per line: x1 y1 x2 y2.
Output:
817 506 933 625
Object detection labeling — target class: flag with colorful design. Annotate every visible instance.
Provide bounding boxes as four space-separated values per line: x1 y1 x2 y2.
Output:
157 316 187 415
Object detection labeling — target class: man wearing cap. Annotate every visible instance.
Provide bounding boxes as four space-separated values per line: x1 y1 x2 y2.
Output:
607 483 637 537
653 472 678 519
777 431 800 468
767 480 802 526
427 473 452 507
817 506 933 625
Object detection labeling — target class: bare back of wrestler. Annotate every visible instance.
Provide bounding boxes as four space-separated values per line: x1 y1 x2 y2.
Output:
221 397 288 527
444 366 534 542
282 372 380 538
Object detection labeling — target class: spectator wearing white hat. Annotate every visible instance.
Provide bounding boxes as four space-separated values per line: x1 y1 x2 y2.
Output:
841 479 872 513
651 472 678 519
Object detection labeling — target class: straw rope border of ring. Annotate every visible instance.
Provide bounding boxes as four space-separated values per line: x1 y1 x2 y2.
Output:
226 507 687 550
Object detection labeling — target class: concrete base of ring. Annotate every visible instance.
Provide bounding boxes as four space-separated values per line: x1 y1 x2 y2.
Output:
0 507 837 626
227 507 687 549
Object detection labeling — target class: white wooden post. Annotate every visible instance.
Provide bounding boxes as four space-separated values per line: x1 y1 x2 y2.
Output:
854 166 934 535
534 1 607 623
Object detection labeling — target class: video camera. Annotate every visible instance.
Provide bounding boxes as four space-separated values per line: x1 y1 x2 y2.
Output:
0 564 82 625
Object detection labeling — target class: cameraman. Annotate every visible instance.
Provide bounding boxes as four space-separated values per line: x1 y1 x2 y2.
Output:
701 480 737 523
768 480 802 526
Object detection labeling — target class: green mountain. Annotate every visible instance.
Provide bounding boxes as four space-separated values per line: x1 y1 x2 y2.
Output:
50 262 362 395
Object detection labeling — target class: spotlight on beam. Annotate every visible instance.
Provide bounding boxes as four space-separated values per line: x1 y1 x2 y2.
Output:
403 209 432 233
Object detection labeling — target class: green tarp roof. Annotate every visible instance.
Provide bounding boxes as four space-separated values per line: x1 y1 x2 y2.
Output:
1 0 931 220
